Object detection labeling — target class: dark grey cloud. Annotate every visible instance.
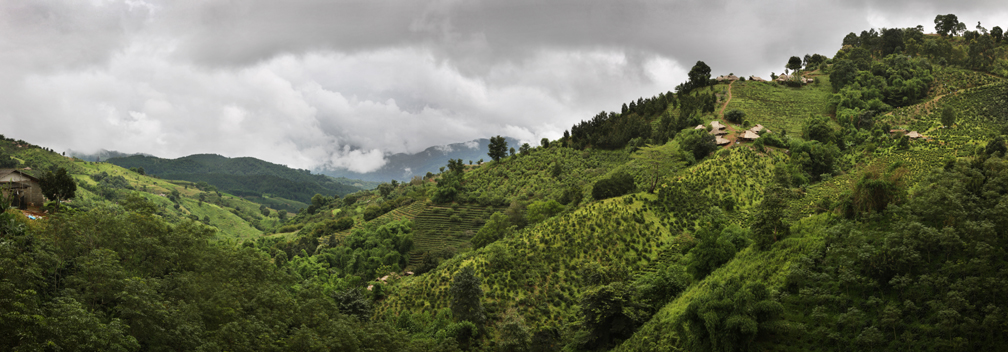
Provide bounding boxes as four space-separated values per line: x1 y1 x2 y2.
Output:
0 0 1005 172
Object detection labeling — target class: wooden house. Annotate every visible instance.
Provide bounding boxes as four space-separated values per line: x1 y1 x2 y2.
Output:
0 169 45 209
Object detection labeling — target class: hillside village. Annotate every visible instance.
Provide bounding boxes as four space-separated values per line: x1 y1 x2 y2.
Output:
3 14 1008 351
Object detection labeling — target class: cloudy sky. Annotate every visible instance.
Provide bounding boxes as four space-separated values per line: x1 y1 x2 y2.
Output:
2 0 1006 172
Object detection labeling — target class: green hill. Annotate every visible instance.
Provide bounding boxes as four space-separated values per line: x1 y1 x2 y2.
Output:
107 153 372 207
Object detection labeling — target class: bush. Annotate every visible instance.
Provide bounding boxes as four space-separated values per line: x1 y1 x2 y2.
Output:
675 129 718 162
724 109 745 124
592 171 637 200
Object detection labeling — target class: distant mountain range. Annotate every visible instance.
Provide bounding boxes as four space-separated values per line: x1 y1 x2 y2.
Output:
316 137 523 182
70 136 523 194
68 149 153 162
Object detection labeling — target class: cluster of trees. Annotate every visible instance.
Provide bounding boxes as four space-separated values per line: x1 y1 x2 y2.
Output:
831 47 934 119
0 204 435 351
781 154 1008 350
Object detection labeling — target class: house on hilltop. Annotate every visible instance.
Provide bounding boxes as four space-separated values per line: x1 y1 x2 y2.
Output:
749 76 766 82
0 169 44 209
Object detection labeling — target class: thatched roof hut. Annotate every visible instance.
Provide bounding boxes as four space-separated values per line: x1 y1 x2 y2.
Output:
906 131 922 139
739 130 761 141
749 76 766 82
715 136 731 145
709 121 727 135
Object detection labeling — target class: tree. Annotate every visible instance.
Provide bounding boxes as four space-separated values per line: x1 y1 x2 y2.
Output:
631 142 689 193
941 106 956 127
576 281 646 350
677 279 784 352
378 183 395 198
675 129 717 162
39 167 76 204
332 287 373 320
471 212 514 249
0 152 18 168
968 34 995 70
987 135 1007 157
592 171 636 200
509 147 516 157
688 225 746 279
935 14 961 36
488 135 508 162
802 115 836 145
540 138 549 148
992 26 1004 43
786 56 803 72
447 158 466 174
450 266 486 327
687 61 712 92
525 200 564 224
519 143 531 156
724 109 745 124
843 32 860 47
497 310 531 352
751 185 790 250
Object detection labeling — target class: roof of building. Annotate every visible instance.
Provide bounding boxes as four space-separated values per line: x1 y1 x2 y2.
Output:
695 124 706 130
740 130 761 140
0 169 39 183
715 136 731 145
749 76 766 81
906 131 922 139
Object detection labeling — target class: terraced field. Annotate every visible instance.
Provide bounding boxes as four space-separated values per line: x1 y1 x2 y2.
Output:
407 204 497 268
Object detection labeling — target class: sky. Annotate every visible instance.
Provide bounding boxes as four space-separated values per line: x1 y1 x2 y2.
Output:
1 0 1006 173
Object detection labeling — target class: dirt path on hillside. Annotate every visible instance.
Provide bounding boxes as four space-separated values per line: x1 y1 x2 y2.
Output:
718 80 740 148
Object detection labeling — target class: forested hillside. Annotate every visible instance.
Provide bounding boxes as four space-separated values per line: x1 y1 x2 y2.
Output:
3 13 1008 351
107 153 370 207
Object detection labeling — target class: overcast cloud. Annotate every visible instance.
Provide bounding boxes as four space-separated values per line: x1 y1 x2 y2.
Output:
1 0 1005 172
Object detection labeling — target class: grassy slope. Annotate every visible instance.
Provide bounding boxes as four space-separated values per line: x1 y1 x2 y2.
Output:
724 74 835 135
2 142 270 240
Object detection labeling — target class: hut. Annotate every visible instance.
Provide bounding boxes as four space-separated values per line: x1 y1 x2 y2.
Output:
709 121 727 135
0 169 45 209
694 124 706 130
715 136 731 145
739 130 761 141
750 124 770 134
749 76 766 82
906 131 922 139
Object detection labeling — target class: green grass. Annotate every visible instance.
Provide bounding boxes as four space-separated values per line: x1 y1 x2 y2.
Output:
725 77 835 136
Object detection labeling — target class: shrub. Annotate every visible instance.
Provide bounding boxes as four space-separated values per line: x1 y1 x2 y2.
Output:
592 171 637 200
724 109 745 124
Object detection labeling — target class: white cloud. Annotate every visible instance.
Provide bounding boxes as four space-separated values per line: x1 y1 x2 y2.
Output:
3 0 1005 174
